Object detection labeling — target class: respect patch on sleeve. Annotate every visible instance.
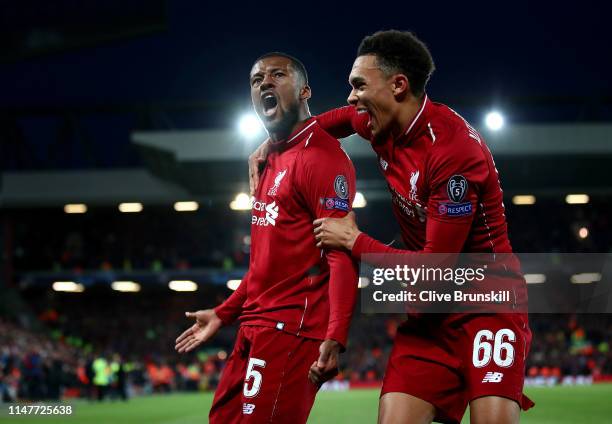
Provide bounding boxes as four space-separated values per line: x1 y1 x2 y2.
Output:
438 202 472 217
324 197 350 212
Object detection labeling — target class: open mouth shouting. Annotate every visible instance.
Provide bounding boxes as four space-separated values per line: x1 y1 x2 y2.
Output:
261 91 279 119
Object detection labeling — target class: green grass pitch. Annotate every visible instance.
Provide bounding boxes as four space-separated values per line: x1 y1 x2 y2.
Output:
1 384 611 423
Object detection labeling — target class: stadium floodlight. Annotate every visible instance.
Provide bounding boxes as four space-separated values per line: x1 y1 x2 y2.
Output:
485 111 504 131
111 281 141 292
570 273 601 284
524 274 546 284
238 114 263 139
118 202 143 213
52 281 85 292
230 193 252 211
174 201 199 212
358 277 370 288
578 227 589 239
353 192 367 208
169 280 198 292
512 195 536 205
227 279 242 291
565 194 589 204
64 203 87 214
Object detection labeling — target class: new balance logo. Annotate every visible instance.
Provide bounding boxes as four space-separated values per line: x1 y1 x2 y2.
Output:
265 201 279 226
243 403 256 414
482 372 504 383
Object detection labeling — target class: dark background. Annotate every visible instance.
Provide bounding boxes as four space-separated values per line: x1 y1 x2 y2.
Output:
1 0 611 409
1 0 612 172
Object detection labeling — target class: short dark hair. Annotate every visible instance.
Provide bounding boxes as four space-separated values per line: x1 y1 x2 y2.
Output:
254 52 309 85
357 30 435 97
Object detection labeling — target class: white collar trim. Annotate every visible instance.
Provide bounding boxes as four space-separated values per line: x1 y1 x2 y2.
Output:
404 94 428 136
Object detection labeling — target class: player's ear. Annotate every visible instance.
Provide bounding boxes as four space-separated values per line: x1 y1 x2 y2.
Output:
392 74 410 99
299 84 311 101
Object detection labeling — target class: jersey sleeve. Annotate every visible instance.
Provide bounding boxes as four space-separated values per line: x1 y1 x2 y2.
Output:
350 132 488 264
316 106 372 141
295 142 359 348
425 132 489 231
351 218 470 266
214 270 249 325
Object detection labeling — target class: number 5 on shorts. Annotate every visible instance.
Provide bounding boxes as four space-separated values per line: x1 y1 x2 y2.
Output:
244 357 266 398
472 329 515 368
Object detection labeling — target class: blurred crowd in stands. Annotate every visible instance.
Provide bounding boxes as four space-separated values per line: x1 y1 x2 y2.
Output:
8 206 251 273
5 197 612 276
0 318 227 402
527 315 612 379
2 310 612 402
1 197 612 401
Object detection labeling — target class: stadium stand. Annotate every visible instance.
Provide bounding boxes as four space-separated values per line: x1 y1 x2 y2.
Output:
2 197 612 400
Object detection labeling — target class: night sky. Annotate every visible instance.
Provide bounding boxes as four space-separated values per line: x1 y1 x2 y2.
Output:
1 1 611 145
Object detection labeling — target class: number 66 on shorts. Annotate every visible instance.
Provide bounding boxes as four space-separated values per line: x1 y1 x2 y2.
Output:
472 328 515 368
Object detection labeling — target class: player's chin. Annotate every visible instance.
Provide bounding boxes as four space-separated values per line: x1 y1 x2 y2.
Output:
264 117 289 137
367 118 379 136
370 126 388 143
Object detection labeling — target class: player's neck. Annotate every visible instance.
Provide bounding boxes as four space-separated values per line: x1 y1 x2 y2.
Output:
269 109 312 143
392 95 425 139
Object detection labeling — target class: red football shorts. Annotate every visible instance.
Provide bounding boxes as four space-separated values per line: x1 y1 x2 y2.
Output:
382 314 534 424
209 325 321 424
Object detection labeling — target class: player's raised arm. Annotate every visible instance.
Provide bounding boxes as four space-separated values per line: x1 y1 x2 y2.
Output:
316 106 363 139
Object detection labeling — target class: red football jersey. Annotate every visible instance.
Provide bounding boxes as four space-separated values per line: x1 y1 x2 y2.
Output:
318 96 529 313
215 119 359 347
318 95 514 257
317 97 533 414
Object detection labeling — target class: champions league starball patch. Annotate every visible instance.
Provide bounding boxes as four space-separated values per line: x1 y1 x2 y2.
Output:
447 175 468 203
334 175 349 200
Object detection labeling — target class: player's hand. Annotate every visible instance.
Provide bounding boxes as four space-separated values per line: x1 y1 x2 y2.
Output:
175 309 222 353
249 139 271 196
313 211 360 250
308 339 341 386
